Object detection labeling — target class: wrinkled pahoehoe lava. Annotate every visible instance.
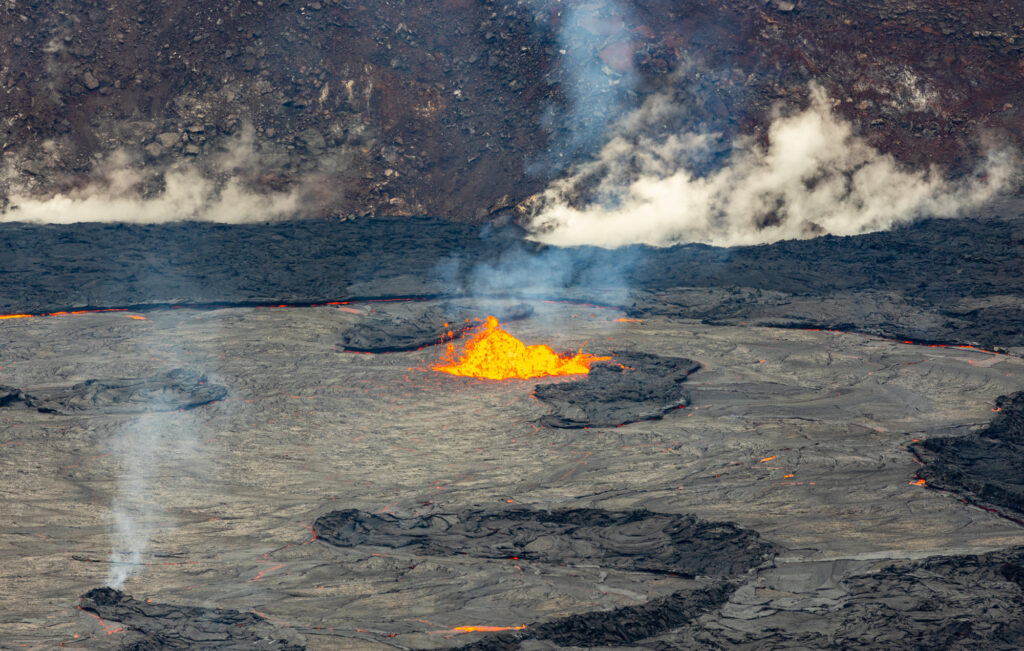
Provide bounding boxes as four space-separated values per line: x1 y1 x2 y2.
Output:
80 587 306 650
314 507 776 578
0 369 226 415
912 392 1024 521
338 301 534 353
533 352 700 428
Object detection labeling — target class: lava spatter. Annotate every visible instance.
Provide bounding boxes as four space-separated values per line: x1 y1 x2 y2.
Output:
431 315 610 380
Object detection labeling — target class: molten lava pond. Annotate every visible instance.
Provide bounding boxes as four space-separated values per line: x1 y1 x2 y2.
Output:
2 299 1024 648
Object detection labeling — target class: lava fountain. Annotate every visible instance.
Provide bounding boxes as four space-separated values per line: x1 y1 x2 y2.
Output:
431 315 610 380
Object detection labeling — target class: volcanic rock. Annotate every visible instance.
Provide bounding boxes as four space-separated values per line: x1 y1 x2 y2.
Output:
911 392 1024 520
314 507 774 578
533 352 700 428
337 301 534 353
4 369 227 415
458 583 737 650
656 546 1024 648
2 210 1023 351
79 587 305 650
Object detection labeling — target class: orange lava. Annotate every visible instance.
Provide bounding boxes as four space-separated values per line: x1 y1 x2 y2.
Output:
431 315 609 380
452 625 527 633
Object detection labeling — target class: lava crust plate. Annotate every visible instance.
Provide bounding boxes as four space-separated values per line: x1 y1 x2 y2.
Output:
2 299 1024 648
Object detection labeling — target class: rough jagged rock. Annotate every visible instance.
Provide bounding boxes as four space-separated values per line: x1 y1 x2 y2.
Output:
337 301 533 353
314 507 775 579
2 369 227 415
1 1 1021 221
79 587 305 650
911 391 1024 519
533 352 700 428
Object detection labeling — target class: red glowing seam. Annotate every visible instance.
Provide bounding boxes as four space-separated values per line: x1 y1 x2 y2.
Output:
795 327 1005 355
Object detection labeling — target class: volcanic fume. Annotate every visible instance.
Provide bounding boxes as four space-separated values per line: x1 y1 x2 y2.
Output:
431 315 609 380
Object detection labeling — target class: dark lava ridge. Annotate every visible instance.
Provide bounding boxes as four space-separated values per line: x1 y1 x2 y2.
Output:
314 507 775 579
912 392 1024 522
534 352 700 428
3 212 1024 351
457 582 736 650
79 587 304 650
658 546 1024 649
338 301 533 353
0 369 226 415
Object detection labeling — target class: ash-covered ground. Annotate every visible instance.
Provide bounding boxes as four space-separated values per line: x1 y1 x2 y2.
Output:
2 296 1024 648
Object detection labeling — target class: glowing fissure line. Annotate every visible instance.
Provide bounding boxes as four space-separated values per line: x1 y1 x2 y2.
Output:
794 326 1005 356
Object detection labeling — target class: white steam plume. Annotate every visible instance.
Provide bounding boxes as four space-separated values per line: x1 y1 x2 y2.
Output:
528 84 1017 248
106 411 203 589
1 126 301 224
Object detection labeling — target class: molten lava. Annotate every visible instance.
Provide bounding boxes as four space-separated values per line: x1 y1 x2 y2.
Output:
432 315 610 380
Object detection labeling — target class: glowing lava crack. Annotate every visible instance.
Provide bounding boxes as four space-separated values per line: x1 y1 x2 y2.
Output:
431 315 609 380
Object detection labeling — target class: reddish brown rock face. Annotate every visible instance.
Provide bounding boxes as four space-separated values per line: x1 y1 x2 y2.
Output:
1 0 1020 221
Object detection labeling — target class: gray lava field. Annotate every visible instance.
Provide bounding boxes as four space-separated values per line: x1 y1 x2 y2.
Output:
2 210 1024 648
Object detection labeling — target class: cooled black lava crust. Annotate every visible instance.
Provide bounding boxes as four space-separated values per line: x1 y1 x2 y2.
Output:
80 587 305 650
314 506 775 578
0 369 226 414
337 301 533 353
658 546 1024 648
533 352 700 428
912 392 1024 520
2 212 1023 349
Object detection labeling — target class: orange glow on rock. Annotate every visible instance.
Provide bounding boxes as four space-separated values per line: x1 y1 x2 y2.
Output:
431 315 609 380
452 625 527 633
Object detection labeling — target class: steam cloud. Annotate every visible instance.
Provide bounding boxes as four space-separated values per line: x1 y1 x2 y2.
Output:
528 84 1017 248
1 126 302 224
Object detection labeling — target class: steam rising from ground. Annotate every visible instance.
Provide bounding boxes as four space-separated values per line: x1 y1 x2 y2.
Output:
1 126 301 224
528 85 1017 248
107 411 203 588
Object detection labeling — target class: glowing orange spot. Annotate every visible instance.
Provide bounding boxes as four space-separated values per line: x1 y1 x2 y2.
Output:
452 625 527 633
0 314 33 319
783 474 794 478
759 456 777 463
614 317 643 323
431 316 609 380
127 315 146 320
910 478 926 486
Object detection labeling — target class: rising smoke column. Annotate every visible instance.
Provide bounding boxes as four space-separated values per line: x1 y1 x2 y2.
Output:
527 82 1016 249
